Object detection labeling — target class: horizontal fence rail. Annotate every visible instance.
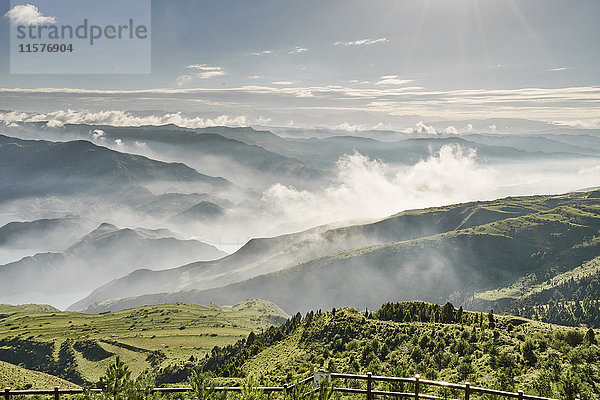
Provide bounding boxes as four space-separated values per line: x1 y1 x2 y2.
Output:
3 371 572 400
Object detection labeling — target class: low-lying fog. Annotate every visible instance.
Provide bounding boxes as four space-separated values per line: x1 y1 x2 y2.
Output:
1 112 599 309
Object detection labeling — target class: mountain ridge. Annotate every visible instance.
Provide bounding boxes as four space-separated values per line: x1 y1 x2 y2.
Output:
73 191 600 316
0 223 227 308
0 134 231 202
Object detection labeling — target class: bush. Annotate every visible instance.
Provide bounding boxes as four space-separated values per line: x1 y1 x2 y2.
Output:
584 328 596 345
560 368 581 400
188 368 215 400
564 330 583 347
96 357 157 400
522 339 537 366
531 371 552 397
456 358 474 381
240 375 263 400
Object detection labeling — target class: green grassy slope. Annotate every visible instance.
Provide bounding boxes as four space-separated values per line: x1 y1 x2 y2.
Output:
0 360 79 389
0 300 287 385
75 190 600 313
97 193 600 319
3 300 600 400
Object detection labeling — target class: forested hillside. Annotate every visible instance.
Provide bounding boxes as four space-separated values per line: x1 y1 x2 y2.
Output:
155 302 599 400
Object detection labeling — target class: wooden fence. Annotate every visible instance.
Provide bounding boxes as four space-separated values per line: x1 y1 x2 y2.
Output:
3 371 572 400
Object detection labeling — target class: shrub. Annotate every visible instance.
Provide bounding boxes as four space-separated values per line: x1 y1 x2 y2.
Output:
98 357 133 400
564 330 583 347
522 339 537 366
188 368 215 400
560 368 581 400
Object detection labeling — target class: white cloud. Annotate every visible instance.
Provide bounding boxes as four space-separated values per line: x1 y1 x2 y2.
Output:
114 139 124 146
254 116 272 124
45 120 63 128
0 111 29 125
415 121 436 135
375 75 412 86
4 4 55 26
548 67 568 72
0 109 253 129
262 145 496 228
578 165 600 176
175 74 193 87
2 85 600 127
185 64 225 79
176 64 225 85
444 126 458 134
251 50 273 56
332 122 363 132
271 81 294 86
186 64 222 71
289 46 308 54
347 80 372 85
467 124 474 132
334 37 388 46
551 119 600 129
91 129 105 140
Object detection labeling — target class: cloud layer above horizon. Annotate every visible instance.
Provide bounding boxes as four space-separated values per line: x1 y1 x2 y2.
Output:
0 0 598 129
0 85 599 130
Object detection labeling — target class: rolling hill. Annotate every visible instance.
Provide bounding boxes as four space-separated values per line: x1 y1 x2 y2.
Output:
71 191 600 318
3 299 599 400
196 301 599 399
0 360 79 389
68 194 546 311
0 300 287 385
12 123 597 188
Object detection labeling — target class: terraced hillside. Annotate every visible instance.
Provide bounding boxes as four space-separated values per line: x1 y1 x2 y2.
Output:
0 300 287 385
2 300 600 400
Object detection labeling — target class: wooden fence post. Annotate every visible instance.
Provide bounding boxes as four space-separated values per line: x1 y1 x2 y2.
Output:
4 388 11 400
54 386 60 400
414 374 420 400
465 382 470 400
367 372 373 400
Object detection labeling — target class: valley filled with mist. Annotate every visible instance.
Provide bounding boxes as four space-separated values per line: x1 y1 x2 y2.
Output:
1 114 599 313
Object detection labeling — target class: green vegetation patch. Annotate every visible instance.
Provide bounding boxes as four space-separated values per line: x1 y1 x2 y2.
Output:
0 360 79 389
0 300 288 384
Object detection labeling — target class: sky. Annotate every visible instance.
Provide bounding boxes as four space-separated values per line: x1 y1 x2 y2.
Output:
0 0 599 129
